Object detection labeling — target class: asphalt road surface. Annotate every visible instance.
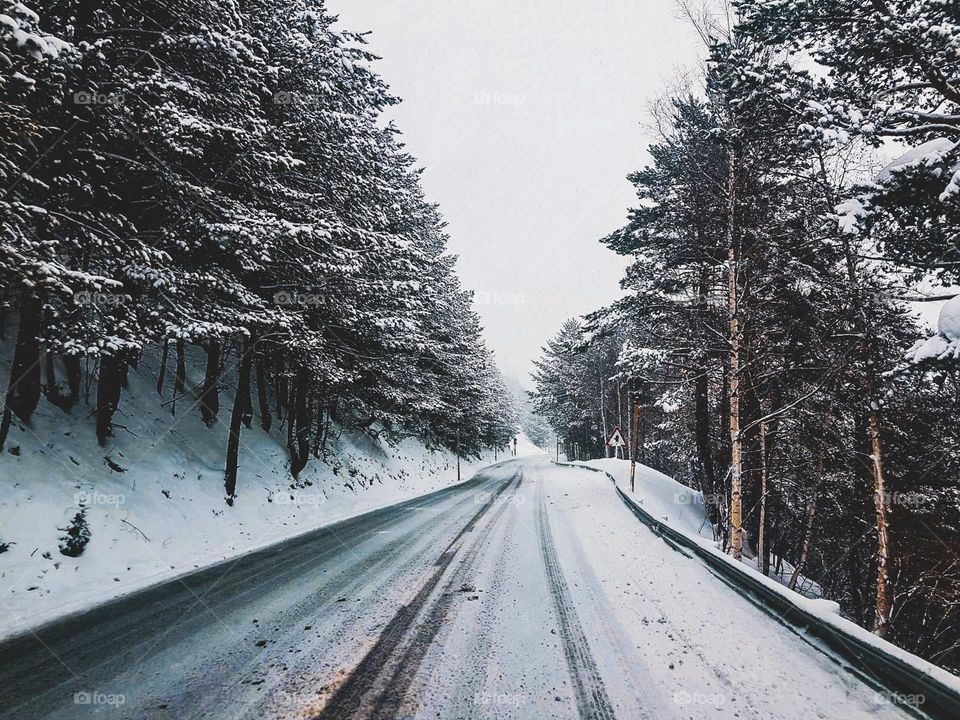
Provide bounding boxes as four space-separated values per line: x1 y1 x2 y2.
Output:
0 457 912 719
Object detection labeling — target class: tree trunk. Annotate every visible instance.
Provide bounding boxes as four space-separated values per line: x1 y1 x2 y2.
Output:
600 378 610 458
693 267 721 528
255 352 272 432
837 209 895 639
224 337 254 505
788 491 818 592
758 407 770 576
615 380 630 460
241 370 253 429
629 401 641 492
276 368 288 420
199 340 220 426
65 353 81 405
96 352 125 445
6 296 41 421
173 339 186 415
286 371 295 451
44 348 70 411
868 407 892 638
726 145 743 561
288 364 310 477
156 339 169 395
0 296 43 450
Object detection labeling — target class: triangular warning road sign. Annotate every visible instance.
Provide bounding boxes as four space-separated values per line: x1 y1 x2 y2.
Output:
606 426 626 448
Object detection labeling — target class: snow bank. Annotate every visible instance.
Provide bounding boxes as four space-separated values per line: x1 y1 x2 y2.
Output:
574 458 820 594
570 459 960 699
0 343 542 639
576 458 714 540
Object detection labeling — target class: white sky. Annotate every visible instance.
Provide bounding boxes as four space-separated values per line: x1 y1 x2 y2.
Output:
328 0 706 386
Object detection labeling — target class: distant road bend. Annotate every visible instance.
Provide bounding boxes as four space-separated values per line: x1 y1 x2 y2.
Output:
0 457 913 719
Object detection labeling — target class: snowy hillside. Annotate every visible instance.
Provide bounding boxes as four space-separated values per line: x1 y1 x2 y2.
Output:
0 343 539 638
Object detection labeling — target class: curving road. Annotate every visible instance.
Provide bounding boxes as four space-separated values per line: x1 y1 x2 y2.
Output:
0 457 913 719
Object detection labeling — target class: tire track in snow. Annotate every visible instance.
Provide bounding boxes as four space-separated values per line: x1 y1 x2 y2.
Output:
312 472 522 720
536 481 616 720
558 505 676 719
441 486 521 713
369 473 523 718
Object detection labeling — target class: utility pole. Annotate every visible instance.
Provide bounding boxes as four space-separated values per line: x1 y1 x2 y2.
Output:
456 422 460 483
629 400 641 492
556 435 560 462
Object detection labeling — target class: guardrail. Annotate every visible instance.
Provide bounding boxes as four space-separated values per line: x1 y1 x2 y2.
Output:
555 460 960 720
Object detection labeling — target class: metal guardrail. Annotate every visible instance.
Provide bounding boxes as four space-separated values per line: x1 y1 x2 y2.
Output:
556 460 960 720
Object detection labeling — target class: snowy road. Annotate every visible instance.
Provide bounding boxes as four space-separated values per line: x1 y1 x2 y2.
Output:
0 457 912 719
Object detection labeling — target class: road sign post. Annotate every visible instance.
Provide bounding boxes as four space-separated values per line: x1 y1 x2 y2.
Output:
629 401 641 492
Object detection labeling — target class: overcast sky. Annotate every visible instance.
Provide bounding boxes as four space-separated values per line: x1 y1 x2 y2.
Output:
328 0 706 386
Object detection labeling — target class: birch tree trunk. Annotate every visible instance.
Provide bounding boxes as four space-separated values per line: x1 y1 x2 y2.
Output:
837 218 894 638
868 405 892 638
726 145 743 561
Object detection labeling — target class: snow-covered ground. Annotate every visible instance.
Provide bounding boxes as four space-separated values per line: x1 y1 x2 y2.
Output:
0 456 930 719
576 457 822 594
575 457 960 701
0 343 544 639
